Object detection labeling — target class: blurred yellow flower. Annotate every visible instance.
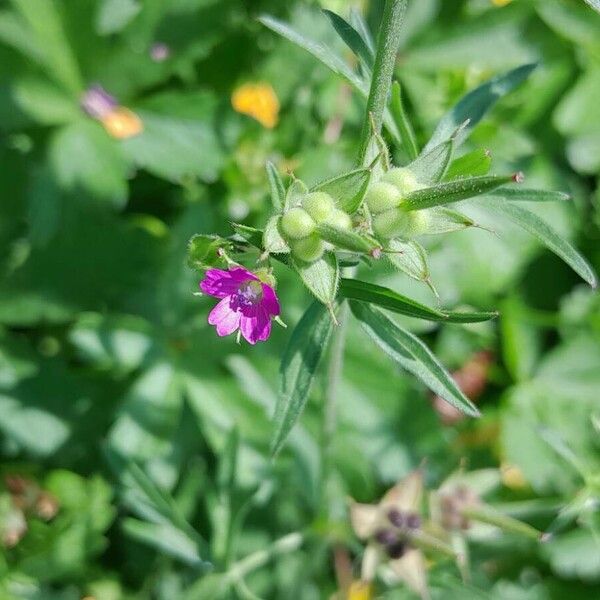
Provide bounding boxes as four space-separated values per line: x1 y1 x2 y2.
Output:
347 580 372 600
100 107 144 139
501 462 527 489
491 0 513 6
232 82 279 128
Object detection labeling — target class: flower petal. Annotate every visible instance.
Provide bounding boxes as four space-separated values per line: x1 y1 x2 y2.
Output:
255 306 272 342
208 297 240 337
261 283 281 316
239 314 259 345
200 267 255 298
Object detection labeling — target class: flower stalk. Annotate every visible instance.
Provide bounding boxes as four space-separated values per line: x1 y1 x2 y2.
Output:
357 0 407 165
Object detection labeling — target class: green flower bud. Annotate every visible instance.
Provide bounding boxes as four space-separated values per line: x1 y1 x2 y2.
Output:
280 207 316 240
302 191 335 223
373 207 430 239
382 167 422 196
365 181 401 214
291 234 325 263
325 209 352 230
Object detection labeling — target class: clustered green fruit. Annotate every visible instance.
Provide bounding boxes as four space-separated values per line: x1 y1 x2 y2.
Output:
365 167 430 240
279 191 352 262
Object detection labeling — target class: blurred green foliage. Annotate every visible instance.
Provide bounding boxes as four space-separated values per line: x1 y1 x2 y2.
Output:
0 0 599 598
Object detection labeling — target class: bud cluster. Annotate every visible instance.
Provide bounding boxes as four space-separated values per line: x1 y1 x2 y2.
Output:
366 167 430 240
280 191 352 262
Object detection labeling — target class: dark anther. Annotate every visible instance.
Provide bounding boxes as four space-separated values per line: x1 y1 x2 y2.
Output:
374 528 398 546
387 507 404 528
406 513 421 529
386 540 406 559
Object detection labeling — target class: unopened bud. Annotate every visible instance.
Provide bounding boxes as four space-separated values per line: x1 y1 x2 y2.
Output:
382 167 422 195
325 209 352 231
373 207 430 239
291 234 325 263
302 191 335 223
280 207 316 240
365 181 401 214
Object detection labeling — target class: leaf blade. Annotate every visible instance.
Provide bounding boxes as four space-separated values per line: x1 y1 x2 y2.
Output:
488 201 597 288
424 63 538 151
350 302 480 416
271 302 335 455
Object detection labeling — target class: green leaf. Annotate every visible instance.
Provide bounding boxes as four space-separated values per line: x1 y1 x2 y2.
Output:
259 14 365 92
266 161 285 211
544 529 600 583
12 76 79 126
461 504 542 540
187 234 233 270
340 279 496 323
230 223 264 250
488 201 597 288
312 168 371 213
11 0 83 95
350 302 479 416
316 223 378 255
584 0 600 14
323 9 374 69
488 188 570 202
408 140 453 184
96 0 141 35
112 457 208 566
424 207 476 235
402 175 513 211
263 216 290 254
349 7 375 56
259 14 401 144
445 148 492 180
271 302 334 456
292 252 339 307
121 111 224 183
122 518 204 567
424 63 538 151
284 178 309 211
391 80 419 160
68 312 155 374
385 239 433 288
50 120 128 207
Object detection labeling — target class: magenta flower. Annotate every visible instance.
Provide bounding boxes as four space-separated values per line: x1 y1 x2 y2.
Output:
200 267 280 345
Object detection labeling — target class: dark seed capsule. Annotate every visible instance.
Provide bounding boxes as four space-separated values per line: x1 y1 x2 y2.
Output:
406 513 421 530
374 528 398 546
387 508 404 528
386 541 406 559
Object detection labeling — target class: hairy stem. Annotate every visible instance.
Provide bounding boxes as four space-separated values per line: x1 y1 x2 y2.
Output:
357 0 407 165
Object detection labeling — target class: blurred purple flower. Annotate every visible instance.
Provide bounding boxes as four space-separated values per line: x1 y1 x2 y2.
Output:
80 85 117 119
200 267 280 345
150 42 170 62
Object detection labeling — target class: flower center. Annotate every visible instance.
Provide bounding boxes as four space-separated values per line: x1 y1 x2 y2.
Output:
237 279 263 307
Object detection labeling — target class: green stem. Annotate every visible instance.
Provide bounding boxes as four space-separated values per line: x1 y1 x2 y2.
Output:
226 532 304 583
357 0 407 165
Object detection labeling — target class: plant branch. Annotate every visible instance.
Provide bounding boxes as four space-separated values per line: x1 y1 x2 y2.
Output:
358 0 407 165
